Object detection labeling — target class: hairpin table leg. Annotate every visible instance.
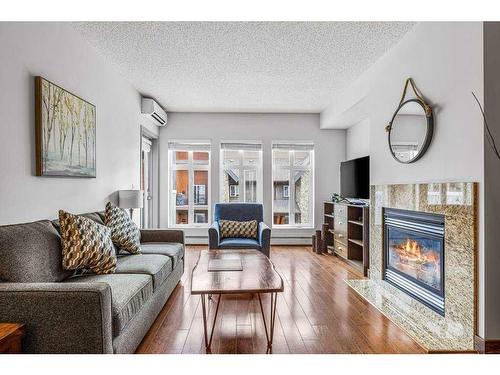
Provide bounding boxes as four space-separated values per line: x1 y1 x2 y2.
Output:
258 292 278 354
201 293 222 353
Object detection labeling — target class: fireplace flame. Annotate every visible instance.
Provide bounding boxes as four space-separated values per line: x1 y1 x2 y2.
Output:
396 239 439 264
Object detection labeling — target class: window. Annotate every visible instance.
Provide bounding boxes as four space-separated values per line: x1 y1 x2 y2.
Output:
220 141 263 203
229 185 240 198
272 142 314 227
168 141 211 227
282 185 289 198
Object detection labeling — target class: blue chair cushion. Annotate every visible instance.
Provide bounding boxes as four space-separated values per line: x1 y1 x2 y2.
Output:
218 238 261 249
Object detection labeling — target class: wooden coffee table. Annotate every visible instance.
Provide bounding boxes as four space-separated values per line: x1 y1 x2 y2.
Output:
191 249 284 353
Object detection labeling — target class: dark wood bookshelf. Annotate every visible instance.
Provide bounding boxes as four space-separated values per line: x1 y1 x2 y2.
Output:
323 201 370 276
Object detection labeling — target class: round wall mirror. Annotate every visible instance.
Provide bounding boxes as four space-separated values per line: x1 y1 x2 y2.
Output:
387 99 434 163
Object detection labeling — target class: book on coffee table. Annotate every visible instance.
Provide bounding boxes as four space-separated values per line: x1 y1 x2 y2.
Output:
208 259 243 272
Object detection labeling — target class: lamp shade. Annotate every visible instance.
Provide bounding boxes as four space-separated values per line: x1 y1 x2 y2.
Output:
118 190 143 209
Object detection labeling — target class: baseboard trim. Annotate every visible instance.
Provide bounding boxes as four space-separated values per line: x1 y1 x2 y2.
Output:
428 350 477 354
474 335 500 353
184 236 312 246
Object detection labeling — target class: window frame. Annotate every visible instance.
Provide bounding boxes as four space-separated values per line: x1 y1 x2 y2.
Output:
167 141 211 228
271 142 315 229
219 141 263 204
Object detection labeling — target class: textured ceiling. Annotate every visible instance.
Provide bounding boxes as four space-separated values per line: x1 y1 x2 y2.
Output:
74 22 415 113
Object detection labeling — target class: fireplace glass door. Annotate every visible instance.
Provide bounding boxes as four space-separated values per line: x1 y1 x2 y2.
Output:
387 226 443 294
384 208 445 315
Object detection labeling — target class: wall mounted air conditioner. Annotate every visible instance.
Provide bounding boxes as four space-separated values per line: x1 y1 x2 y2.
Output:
141 98 168 127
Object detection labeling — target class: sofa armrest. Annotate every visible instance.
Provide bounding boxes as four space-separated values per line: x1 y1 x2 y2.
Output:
208 221 220 249
0 282 113 353
140 229 185 244
259 222 271 257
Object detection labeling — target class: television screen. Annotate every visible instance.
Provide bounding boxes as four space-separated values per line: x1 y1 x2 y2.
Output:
340 156 370 199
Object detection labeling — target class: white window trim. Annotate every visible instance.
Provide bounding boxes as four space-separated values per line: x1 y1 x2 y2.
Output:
271 143 315 229
219 141 263 203
168 142 211 228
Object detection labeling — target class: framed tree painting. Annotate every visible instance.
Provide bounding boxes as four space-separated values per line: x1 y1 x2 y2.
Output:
35 76 96 177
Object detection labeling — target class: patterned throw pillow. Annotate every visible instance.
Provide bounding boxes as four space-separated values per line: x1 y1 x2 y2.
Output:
219 219 258 239
59 210 116 274
104 202 141 254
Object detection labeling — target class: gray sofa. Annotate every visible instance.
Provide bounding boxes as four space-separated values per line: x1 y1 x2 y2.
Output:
0 212 184 354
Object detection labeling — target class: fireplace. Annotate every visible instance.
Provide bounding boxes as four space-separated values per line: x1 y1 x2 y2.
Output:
383 208 445 315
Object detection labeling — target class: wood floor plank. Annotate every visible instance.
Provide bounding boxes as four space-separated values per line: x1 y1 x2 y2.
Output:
236 324 254 354
280 278 319 341
217 297 237 354
137 245 426 354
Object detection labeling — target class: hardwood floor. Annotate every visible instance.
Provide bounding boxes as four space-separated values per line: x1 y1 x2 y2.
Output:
136 245 426 354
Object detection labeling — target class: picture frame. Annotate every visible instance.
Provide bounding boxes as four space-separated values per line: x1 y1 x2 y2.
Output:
35 76 96 177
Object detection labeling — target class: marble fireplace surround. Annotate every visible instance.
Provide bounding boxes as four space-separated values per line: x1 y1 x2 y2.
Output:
346 183 477 351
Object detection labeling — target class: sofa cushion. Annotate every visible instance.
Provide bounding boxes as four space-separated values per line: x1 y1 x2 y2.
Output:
52 211 105 233
81 212 106 226
219 238 260 249
64 273 153 337
115 254 172 290
140 243 184 269
105 203 141 254
0 220 73 282
53 211 120 260
59 210 117 275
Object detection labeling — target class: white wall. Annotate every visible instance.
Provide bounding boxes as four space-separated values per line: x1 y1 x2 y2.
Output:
346 118 370 160
159 113 345 243
0 22 142 224
322 22 485 336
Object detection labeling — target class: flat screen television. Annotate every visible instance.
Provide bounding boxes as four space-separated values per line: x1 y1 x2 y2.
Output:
340 156 370 199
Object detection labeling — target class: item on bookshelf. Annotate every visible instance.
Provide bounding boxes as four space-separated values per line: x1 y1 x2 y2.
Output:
348 199 367 206
312 234 316 252
315 229 323 254
331 193 349 203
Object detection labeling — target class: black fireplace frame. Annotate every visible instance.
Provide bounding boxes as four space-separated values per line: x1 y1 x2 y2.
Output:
383 207 445 316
